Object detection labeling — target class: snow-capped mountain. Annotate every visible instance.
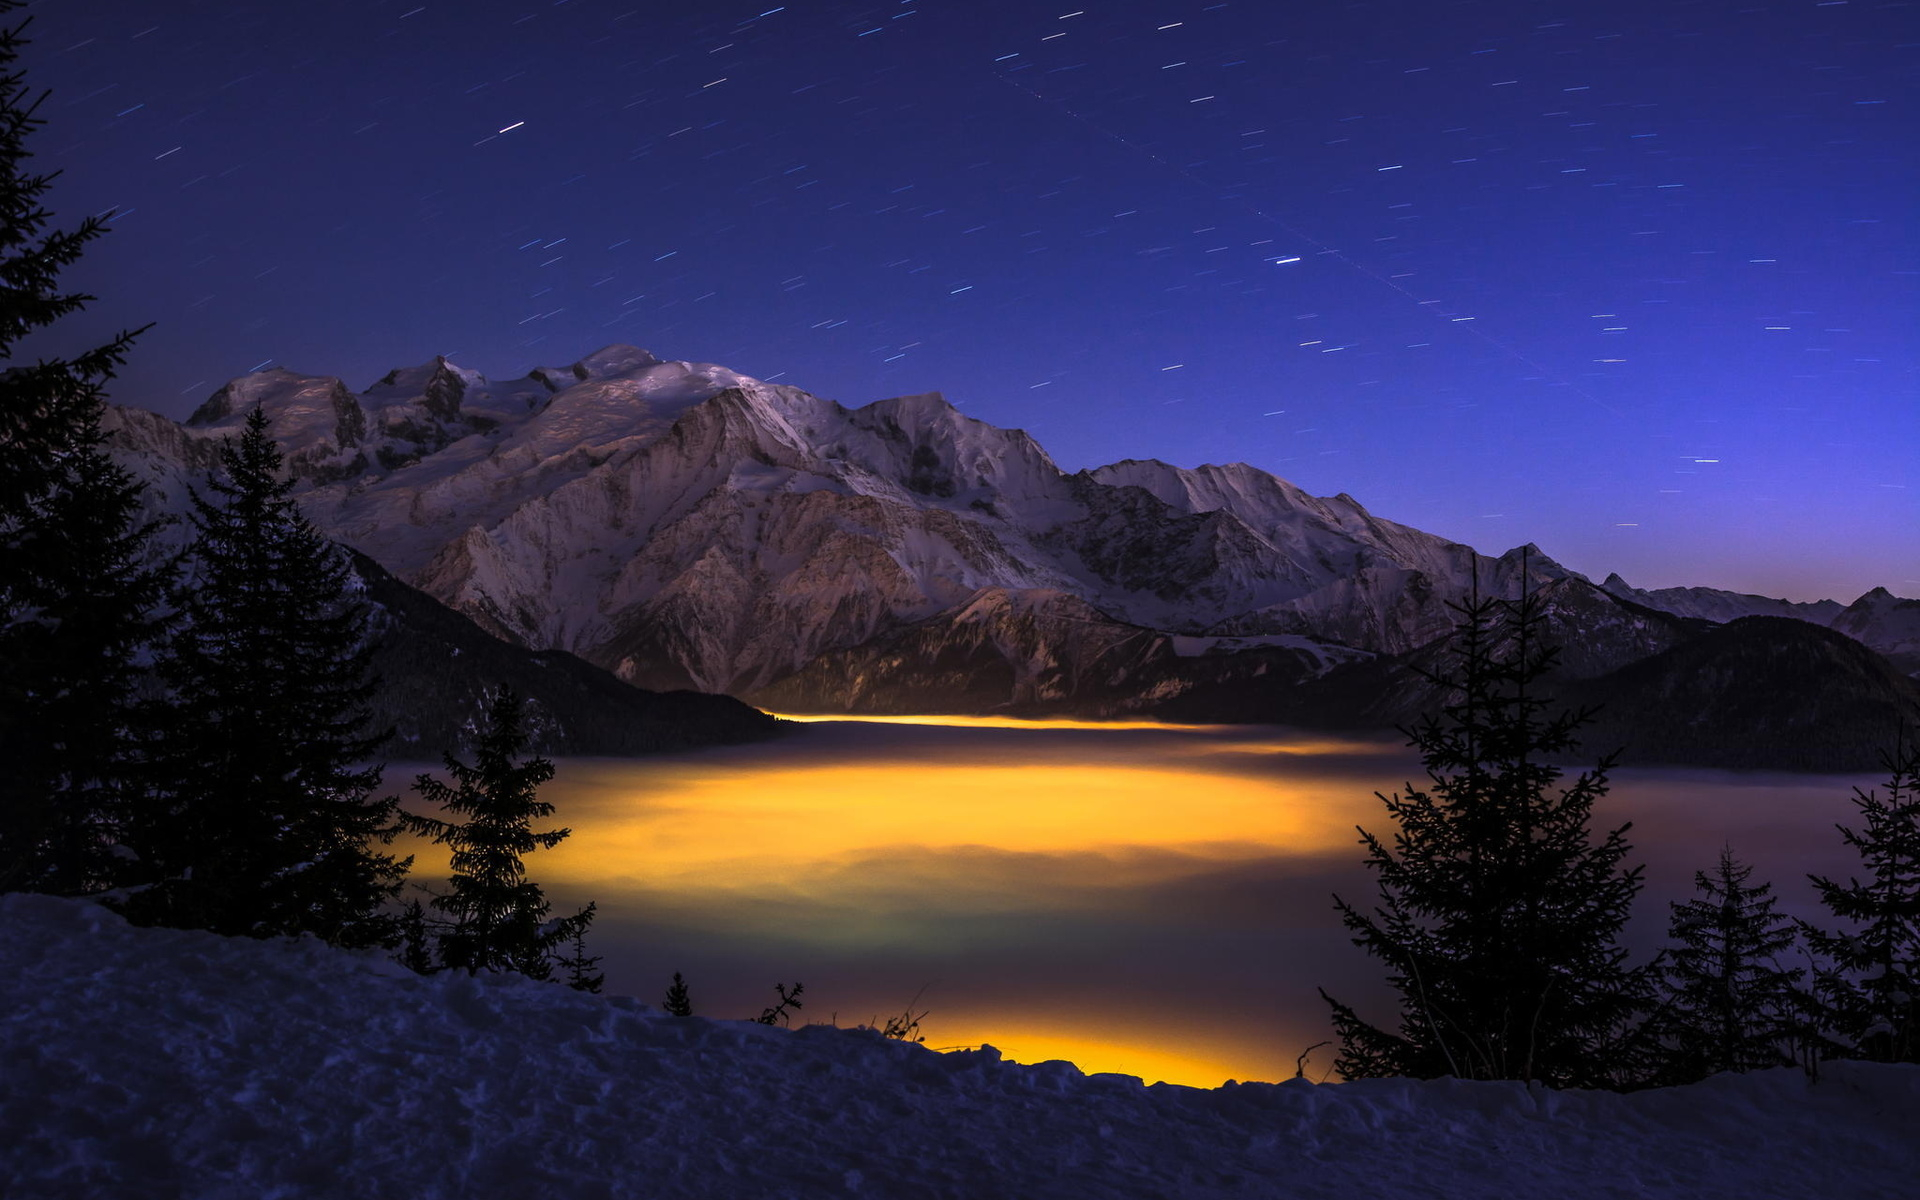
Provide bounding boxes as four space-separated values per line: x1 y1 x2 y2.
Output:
110 346 1562 693
1828 587 1920 677
105 345 1917 731
98 396 780 756
1598 574 1846 626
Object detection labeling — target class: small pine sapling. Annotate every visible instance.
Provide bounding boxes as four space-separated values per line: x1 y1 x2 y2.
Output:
662 971 693 1017
755 981 805 1026
394 897 439 976
555 910 604 993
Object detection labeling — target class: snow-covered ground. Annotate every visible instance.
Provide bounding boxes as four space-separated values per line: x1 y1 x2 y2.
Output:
4 894 1914 1199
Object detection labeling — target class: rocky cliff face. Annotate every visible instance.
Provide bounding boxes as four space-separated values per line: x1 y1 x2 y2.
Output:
98 398 780 756
1828 588 1920 677
105 344 1917 741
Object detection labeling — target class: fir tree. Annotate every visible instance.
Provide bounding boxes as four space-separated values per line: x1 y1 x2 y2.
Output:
121 407 408 945
557 925 605 994
394 897 439 976
1802 738 1920 1064
400 688 596 980
0 6 164 895
2 417 170 895
0 4 143 518
1320 574 1651 1089
662 971 693 1017
1652 848 1815 1083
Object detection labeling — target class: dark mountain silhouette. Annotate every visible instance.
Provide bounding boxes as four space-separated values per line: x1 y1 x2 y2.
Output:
356 552 784 757
1563 617 1920 772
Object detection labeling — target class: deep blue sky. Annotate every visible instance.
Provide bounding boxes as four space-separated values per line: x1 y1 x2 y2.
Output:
23 0 1917 601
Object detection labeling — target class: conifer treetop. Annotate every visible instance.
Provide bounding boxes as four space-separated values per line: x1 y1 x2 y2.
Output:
0 3 165 900
401 688 594 982
1803 738 1920 1064
122 403 405 946
0 4 147 519
1322 573 1650 1089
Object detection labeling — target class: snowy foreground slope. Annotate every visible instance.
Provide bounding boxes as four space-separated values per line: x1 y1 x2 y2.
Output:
5 897 1915 1200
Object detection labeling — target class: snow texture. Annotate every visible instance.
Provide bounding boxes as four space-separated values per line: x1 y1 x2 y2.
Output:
105 345 1917 704
4 894 1916 1199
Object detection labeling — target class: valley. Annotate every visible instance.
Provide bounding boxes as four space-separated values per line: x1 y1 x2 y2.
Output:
392 715 1876 1086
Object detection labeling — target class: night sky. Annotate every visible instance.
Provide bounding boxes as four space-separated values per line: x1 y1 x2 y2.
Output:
22 0 1917 601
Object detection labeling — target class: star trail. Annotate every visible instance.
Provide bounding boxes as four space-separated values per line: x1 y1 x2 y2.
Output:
22 0 1917 600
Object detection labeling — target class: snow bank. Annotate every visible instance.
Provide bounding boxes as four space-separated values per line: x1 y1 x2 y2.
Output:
3 894 1913 1199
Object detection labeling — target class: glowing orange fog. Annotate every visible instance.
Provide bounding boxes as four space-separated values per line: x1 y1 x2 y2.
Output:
774 712 1391 756
521 759 1367 892
394 721 1396 1087
769 712 1232 732
393 722 1870 1088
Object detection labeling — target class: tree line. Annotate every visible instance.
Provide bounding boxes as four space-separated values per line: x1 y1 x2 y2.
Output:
0 8 596 993
1319 576 1920 1088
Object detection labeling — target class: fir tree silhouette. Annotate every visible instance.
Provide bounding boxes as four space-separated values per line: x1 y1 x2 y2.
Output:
1802 737 1920 1064
557 924 605 994
400 688 595 980
662 971 693 1017
0 4 165 896
1652 848 1818 1083
123 408 408 945
1320 569 1651 1088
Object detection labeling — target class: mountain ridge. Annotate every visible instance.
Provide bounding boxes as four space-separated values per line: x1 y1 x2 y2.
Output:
103 344 1917 766
98 397 782 757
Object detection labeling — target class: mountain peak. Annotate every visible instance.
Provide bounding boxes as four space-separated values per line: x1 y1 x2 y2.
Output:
185 367 353 430
109 340 1920 745
364 356 487 421
869 390 952 413
576 344 662 378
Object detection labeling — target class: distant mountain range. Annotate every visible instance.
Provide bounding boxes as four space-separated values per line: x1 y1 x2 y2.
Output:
104 345 1920 769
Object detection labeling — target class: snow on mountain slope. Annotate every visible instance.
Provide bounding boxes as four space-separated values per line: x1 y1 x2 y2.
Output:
1600 574 1920 673
107 343 1898 712
115 346 1402 692
94 399 779 756
1090 458 1473 594
1599 573 1846 627
5 894 1915 1200
1830 587 1920 676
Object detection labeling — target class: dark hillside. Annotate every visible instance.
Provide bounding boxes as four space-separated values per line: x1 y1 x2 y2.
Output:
1564 616 1920 772
355 553 785 757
